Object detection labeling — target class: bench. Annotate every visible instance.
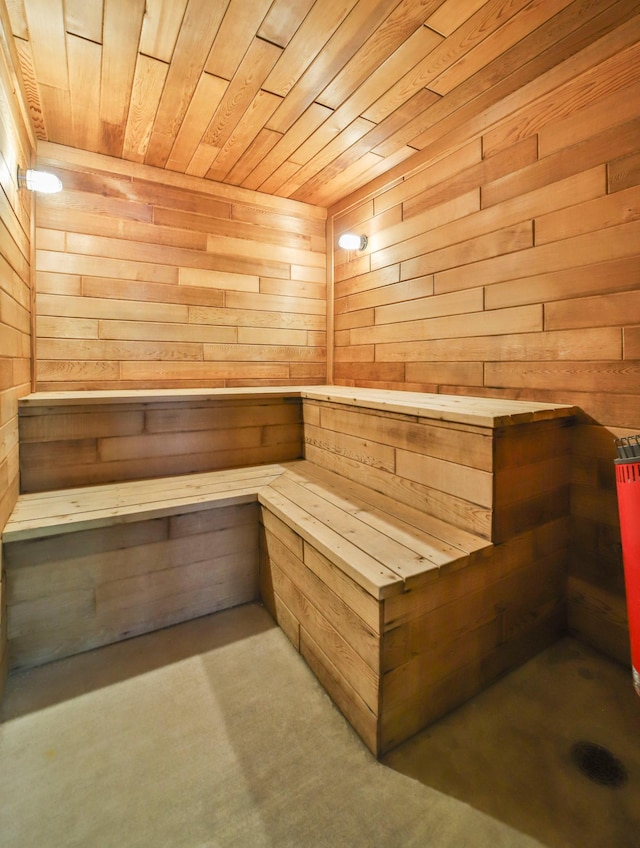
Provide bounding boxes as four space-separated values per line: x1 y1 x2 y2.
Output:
2 387 576 756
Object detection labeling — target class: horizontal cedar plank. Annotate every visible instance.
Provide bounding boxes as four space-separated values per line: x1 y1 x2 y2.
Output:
35 273 83 296
37 316 99 339
207 234 326 268
485 256 640 310
37 338 202 362
402 135 538 220
624 327 640 359
395 449 493 507
486 362 639 393
19 410 144 443
350 304 542 346
145 403 300 435
154 206 314 251
482 116 640 208
98 320 237 344
371 190 480 258
374 139 482 214
608 150 640 194
36 362 121 382
304 421 395 473
119 361 291 381
545 288 640 331
40 292 175 321
536 183 640 245
334 264 400 300
81 278 224 308
336 276 434 316
435 220 640 292
334 310 375 331
316 404 492 470
203 344 324 362
37 249 180 284
538 76 640 159
37 206 209 252
404 362 484 386
189 305 325 330
398 223 533 279
374 286 482 326
224 291 325 315
259 277 326 300
333 362 405 383
375 327 622 363
64 232 293 279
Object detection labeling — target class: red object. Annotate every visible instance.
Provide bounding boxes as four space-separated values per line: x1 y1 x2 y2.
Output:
615 459 640 696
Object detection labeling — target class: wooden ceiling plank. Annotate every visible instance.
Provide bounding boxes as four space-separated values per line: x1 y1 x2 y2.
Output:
226 128 282 186
277 116 376 197
166 73 228 173
257 160 304 197
264 0 406 136
263 0 359 98
205 0 273 79
369 0 640 163
38 84 71 141
5 0 29 40
139 0 189 63
429 0 576 96
123 54 170 164
100 0 146 127
23 0 68 90
13 35 46 139
319 0 444 110
195 37 282 177
360 26 443 124
65 0 104 44
324 26 442 138
245 101 332 191
257 0 316 48
207 91 282 182
425 0 487 37
67 33 102 153
144 0 230 168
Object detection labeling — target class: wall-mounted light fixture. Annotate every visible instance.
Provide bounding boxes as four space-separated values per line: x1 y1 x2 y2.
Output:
17 167 63 194
337 233 368 251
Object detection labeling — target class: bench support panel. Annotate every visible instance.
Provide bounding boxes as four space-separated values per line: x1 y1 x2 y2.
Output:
6 503 260 670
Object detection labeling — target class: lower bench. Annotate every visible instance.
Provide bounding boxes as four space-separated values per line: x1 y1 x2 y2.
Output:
257 461 566 756
2 460 566 757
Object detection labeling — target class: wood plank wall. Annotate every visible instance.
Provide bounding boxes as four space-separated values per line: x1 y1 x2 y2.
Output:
33 142 327 390
0 4 34 695
329 17 640 666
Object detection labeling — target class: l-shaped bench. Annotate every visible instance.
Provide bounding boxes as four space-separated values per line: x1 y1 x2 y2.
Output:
2 387 575 756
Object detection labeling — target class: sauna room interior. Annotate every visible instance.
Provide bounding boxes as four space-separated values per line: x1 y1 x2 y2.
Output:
0 1 639 847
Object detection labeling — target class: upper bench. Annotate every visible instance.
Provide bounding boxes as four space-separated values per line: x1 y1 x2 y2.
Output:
16 386 576 544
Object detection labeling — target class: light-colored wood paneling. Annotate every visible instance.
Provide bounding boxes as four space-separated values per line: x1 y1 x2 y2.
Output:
6 0 636 205
0 0 35 698
34 144 326 390
330 15 640 664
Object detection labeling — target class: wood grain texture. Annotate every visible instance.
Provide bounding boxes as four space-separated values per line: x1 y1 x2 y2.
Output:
0 0 35 698
6 0 635 204
330 15 640 663
34 144 326 390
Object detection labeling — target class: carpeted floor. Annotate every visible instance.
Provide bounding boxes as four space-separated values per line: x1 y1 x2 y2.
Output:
0 603 638 847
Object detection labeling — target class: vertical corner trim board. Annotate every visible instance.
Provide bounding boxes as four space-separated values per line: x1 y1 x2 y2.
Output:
3 386 576 756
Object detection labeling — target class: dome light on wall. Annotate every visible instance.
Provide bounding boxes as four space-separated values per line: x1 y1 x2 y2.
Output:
17 168 63 193
337 233 367 250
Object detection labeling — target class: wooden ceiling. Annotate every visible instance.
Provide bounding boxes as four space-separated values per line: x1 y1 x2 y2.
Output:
5 0 637 207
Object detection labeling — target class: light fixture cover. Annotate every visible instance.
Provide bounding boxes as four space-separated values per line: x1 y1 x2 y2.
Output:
338 233 367 250
18 168 63 193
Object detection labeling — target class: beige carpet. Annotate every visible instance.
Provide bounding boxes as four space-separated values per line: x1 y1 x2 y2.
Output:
0 603 548 848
